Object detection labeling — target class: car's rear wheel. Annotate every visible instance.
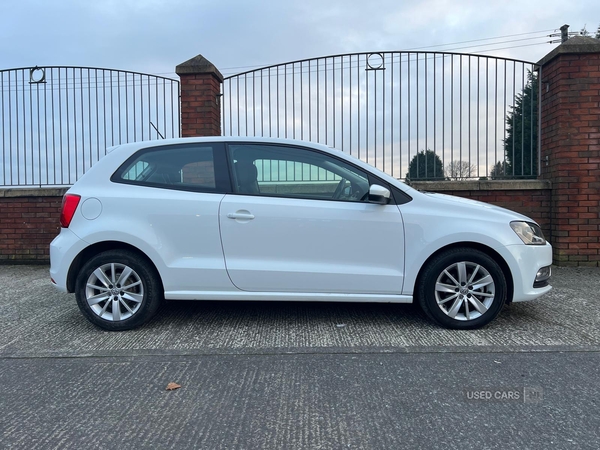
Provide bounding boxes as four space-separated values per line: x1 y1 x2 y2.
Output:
75 250 162 331
417 248 507 329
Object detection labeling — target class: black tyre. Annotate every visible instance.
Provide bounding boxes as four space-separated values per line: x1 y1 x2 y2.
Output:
417 248 507 330
75 249 162 331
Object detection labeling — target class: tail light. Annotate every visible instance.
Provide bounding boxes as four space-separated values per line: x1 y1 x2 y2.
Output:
60 194 81 228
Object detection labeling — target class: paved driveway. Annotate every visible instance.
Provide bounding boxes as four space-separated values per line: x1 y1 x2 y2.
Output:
1 265 598 357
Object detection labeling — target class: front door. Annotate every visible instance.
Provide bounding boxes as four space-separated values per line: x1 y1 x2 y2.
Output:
219 143 405 295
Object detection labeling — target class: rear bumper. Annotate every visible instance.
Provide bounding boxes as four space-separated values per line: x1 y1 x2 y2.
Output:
49 228 88 292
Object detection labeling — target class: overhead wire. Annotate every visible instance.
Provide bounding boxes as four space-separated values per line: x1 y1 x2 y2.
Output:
0 28 565 90
216 29 557 77
103 29 558 79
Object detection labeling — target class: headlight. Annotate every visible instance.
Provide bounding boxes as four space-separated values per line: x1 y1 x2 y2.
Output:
510 221 546 245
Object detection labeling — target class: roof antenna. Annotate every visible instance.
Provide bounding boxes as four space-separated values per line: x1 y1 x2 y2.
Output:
150 122 165 139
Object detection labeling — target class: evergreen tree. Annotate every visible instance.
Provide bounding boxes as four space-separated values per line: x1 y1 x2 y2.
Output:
406 150 445 181
503 71 538 178
492 23 599 178
490 160 509 179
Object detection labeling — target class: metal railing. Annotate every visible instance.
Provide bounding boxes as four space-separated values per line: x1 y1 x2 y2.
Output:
1 66 180 186
222 52 540 180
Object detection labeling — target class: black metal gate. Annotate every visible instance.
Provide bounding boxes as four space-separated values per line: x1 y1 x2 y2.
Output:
222 52 540 180
0 66 180 186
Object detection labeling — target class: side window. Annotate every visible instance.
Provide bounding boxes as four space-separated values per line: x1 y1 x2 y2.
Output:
114 144 218 191
229 144 370 202
122 161 150 181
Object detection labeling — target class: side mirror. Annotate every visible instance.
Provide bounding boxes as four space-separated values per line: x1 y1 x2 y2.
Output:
368 184 391 205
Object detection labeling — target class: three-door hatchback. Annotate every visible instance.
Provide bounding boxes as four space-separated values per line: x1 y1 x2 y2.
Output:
50 137 552 330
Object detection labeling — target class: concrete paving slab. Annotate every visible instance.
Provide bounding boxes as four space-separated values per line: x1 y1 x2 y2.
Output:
0 265 598 357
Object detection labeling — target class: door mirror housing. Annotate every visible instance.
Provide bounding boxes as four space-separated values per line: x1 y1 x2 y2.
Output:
368 184 391 205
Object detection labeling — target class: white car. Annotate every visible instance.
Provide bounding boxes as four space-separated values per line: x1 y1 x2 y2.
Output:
50 137 552 331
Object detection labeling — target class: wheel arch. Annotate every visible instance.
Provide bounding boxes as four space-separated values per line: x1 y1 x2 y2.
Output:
66 241 164 294
415 242 514 304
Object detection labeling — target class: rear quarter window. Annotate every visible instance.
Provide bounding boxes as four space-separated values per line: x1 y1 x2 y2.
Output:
111 143 229 192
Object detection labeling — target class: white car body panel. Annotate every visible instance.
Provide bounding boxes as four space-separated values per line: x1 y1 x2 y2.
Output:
60 183 236 294
396 191 553 299
219 194 405 294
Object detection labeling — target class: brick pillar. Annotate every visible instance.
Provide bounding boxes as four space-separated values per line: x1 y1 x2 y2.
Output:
176 54 223 137
538 36 600 266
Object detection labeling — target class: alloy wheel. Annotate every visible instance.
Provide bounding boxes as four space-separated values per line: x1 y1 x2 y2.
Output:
85 262 144 321
434 261 496 321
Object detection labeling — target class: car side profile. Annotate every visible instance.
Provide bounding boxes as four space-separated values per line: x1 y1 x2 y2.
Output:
50 137 553 331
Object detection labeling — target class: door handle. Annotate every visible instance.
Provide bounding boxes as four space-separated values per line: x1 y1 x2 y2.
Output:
227 211 255 220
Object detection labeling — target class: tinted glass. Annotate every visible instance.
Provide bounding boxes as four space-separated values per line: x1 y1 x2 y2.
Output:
229 144 370 202
116 144 217 191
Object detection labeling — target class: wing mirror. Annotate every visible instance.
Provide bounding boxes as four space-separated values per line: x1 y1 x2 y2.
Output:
368 184 391 205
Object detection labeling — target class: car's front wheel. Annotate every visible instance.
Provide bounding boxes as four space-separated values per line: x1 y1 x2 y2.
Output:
417 248 507 329
75 250 162 331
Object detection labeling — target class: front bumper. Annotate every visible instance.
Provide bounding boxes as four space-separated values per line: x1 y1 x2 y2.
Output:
504 242 553 302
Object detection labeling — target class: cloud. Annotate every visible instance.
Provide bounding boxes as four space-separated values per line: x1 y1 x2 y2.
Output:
1 0 599 77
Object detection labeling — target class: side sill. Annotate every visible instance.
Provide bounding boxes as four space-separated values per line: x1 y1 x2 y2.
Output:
164 291 414 303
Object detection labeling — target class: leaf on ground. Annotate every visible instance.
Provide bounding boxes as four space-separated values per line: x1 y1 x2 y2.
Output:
166 382 181 391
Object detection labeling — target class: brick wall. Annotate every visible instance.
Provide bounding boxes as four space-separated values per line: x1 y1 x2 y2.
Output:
0 189 67 263
538 37 600 266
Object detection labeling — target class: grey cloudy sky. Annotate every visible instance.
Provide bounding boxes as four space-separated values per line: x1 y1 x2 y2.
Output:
2 0 599 78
